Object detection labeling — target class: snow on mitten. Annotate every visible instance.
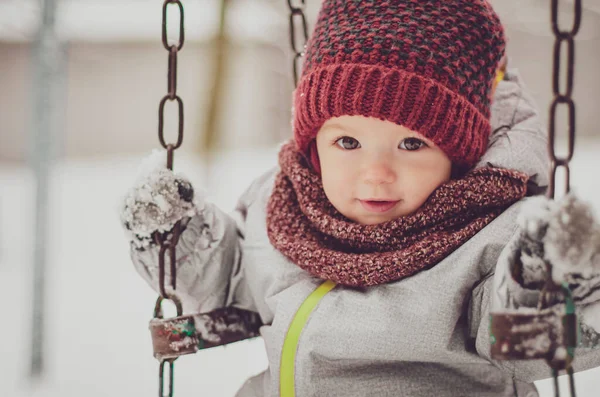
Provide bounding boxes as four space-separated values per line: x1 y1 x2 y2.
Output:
514 196 553 289
516 194 600 307
119 149 201 250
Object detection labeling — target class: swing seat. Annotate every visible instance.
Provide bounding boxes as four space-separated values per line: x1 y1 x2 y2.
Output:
150 307 263 361
490 306 579 369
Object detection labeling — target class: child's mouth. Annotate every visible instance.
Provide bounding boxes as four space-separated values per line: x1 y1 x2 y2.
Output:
359 200 399 213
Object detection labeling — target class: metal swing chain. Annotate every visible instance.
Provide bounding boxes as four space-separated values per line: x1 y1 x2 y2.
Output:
287 0 309 87
547 0 581 200
543 0 582 395
155 1 185 396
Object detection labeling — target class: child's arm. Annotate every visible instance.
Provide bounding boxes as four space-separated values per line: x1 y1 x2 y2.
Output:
480 64 551 194
119 151 268 316
469 197 600 383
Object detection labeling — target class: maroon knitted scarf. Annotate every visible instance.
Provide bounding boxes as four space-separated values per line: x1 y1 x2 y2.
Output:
266 141 529 287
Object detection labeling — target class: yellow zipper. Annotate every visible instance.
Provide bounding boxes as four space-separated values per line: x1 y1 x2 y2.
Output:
280 280 337 397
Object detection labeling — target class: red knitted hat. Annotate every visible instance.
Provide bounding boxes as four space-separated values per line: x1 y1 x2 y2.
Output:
293 0 506 170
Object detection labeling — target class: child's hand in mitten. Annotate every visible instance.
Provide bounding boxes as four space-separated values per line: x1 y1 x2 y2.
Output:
119 149 200 250
516 194 600 306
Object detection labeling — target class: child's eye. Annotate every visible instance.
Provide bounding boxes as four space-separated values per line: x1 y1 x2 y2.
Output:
399 137 427 151
335 137 361 150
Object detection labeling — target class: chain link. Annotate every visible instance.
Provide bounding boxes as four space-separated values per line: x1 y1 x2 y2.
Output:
162 0 185 51
547 0 581 200
155 1 185 396
287 0 308 87
159 360 175 397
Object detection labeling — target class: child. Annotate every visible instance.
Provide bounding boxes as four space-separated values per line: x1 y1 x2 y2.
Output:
120 1 600 396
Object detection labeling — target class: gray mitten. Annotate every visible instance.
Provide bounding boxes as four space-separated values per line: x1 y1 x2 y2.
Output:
515 194 600 307
119 149 201 250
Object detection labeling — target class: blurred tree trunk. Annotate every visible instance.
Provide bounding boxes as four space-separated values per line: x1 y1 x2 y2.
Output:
199 0 229 159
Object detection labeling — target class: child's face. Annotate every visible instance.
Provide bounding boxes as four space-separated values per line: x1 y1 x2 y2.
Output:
315 115 452 225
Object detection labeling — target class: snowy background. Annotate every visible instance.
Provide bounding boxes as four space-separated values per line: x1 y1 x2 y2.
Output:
2 0 600 396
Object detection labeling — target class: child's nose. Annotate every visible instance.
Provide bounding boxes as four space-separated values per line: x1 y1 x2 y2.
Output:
363 159 397 186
